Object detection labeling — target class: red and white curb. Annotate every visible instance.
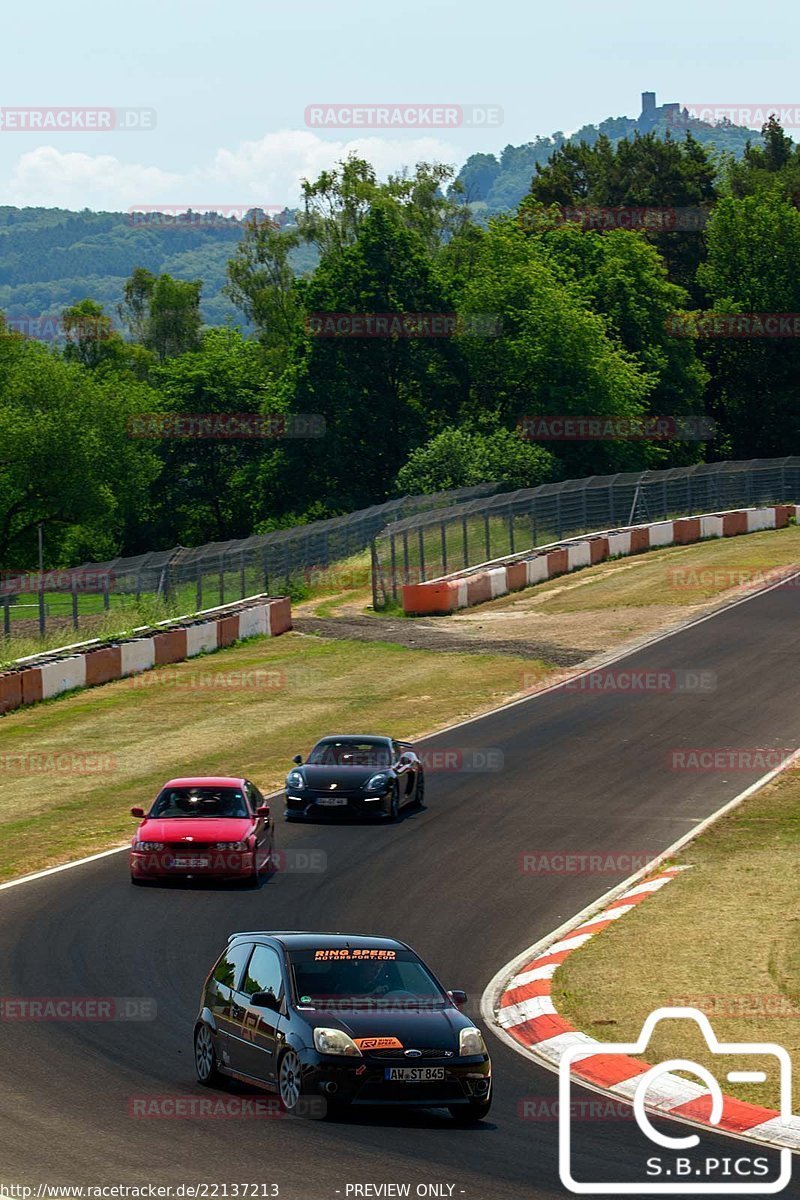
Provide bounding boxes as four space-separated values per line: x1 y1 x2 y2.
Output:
485 866 800 1155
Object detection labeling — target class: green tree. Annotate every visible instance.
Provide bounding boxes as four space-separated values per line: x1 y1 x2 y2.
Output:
118 268 203 360
394 426 555 493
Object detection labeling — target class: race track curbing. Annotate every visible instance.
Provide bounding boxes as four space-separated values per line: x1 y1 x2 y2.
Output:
487 867 800 1154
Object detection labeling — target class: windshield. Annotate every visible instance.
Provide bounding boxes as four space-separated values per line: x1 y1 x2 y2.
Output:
307 740 392 768
149 787 249 819
287 948 446 1010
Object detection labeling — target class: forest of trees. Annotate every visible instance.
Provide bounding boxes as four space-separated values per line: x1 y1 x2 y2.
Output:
2 118 800 571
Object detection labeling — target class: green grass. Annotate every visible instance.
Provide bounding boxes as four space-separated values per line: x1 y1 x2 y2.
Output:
0 631 548 883
553 763 800 1111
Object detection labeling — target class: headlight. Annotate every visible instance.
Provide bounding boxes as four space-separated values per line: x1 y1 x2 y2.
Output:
459 1027 486 1056
313 1027 362 1057
286 770 304 788
365 773 390 791
134 841 164 851
214 841 246 851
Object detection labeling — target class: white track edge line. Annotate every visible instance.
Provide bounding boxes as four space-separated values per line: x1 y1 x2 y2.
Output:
4 564 800 893
480 752 800 1155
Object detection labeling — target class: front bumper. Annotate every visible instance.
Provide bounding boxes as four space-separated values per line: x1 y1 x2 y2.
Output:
297 1049 491 1107
130 849 255 878
284 790 391 821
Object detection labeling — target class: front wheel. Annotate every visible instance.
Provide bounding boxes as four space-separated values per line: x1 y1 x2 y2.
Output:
194 1024 223 1087
278 1048 305 1114
413 770 425 808
388 785 400 822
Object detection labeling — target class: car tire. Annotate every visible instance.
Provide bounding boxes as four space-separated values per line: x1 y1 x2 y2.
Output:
194 1024 223 1087
389 785 400 822
413 770 425 808
278 1048 307 1115
130 874 146 886
448 1093 492 1123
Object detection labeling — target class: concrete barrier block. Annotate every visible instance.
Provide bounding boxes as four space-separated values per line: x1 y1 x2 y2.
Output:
185 622 218 657
267 598 292 635
590 537 609 564
526 555 550 585
0 672 23 715
723 511 748 536
649 521 675 547
700 515 724 539
121 639 155 676
488 567 508 598
567 542 592 571
153 628 188 666
607 531 632 557
747 507 776 533
85 646 122 687
239 604 269 639
629 527 650 553
40 655 86 699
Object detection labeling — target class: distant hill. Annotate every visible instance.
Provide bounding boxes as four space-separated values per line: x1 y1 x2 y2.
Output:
0 93 764 328
455 91 759 215
0 206 315 332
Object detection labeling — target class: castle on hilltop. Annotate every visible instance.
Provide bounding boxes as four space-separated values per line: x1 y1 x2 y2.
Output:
638 92 682 130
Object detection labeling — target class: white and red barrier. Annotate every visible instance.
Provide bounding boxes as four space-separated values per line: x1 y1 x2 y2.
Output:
0 595 291 716
402 505 796 615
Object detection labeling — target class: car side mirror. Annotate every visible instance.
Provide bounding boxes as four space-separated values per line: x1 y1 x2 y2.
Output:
256 804 270 819
292 754 303 765
131 807 145 819
250 990 281 1012
448 989 468 1009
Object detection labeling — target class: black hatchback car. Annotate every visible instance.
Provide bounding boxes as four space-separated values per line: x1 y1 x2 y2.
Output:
194 932 492 1122
284 735 425 822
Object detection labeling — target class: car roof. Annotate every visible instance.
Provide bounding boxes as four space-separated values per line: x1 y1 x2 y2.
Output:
312 734 393 744
161 776 247 788
228 931 409 951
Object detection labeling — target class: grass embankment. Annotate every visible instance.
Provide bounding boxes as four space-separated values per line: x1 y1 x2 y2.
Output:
489 523 800 614
0 632 544 883
554 765 800 1111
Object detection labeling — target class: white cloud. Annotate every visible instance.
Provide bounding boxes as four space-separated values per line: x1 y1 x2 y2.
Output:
4 130 462 211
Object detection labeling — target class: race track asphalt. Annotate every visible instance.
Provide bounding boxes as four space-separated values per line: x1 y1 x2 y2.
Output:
3 577 800 1199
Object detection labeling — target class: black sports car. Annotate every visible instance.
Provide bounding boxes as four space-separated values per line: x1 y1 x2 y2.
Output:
194 932 492 1121
283 734 425 821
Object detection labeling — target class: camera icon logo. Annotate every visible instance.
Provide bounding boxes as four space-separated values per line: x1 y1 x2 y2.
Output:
558 1007 792 1194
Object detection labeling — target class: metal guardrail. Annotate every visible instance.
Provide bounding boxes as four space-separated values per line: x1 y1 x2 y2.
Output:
372 458 800 606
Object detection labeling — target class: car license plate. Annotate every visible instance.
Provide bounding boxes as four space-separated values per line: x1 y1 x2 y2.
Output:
384 1067 446 1082
170 856 209 869
316 796 348 807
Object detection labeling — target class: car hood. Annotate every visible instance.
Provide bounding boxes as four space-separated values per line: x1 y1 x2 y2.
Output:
135 818 253 843
295 764 388 789
301 1005 469 1049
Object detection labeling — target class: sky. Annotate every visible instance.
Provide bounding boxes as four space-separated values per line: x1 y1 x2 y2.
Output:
1 0 799 212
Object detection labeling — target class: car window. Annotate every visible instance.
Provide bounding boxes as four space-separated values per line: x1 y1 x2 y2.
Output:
307 740 392 767
241 945 284 1003
243 782 257 813
288 948 446 1009
212 942 252 991
150 786 248 819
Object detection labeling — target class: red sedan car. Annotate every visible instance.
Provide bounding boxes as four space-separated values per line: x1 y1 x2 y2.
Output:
130 776 274 886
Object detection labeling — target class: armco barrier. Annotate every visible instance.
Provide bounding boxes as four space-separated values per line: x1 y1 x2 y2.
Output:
401 506 797 615
0 595 291 717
